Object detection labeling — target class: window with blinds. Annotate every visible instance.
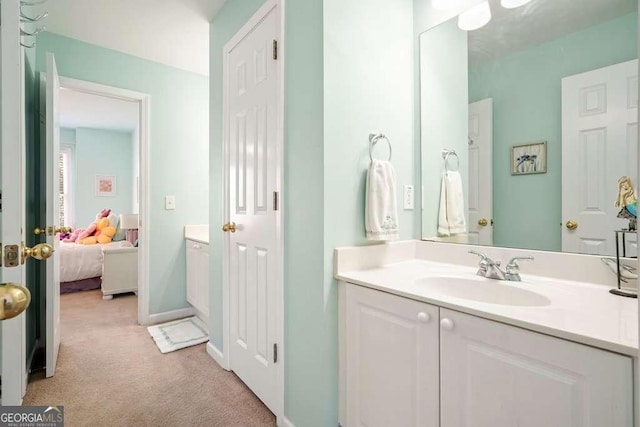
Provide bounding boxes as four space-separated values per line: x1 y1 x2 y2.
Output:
59 148 71 226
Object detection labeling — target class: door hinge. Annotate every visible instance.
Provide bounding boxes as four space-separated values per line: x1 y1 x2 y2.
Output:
272 40 278 60
273 343 278 363
273 191 279 211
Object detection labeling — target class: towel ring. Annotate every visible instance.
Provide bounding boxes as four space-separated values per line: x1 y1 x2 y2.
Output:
442 149 459 172
369 133 392 162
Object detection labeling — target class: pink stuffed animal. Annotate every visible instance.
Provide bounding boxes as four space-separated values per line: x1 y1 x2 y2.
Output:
63 228 82 243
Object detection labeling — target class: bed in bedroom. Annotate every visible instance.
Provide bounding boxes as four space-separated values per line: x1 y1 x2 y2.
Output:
60 240 134 293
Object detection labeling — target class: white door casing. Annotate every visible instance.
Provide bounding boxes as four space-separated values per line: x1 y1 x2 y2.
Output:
45 52 61 378
562 60 638 255
55 77 150 326
1 0 28 405
468 98 493 246
223 0 283 417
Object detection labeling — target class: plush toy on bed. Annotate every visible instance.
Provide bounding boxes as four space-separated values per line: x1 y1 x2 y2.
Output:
63 209 118 245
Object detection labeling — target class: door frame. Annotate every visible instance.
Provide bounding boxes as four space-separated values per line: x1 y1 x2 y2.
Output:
53 76 151 325
1 0 28 405
221 0 285 420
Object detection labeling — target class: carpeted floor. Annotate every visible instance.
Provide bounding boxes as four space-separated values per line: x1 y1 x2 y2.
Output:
23 290 276 427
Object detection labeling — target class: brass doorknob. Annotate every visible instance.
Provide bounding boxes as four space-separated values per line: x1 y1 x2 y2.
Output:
565 220 578 230
22 243 54 261
0 283 31 320
222 222 237 233
34 226 72 236
478 218 489 227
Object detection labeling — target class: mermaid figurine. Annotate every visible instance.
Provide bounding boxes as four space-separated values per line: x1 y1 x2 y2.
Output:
616 176 638 231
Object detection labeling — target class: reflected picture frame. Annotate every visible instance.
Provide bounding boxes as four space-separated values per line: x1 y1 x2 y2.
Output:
95 175 116 196
511 141 547 175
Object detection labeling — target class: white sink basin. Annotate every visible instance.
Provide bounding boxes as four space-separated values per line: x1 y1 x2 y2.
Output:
416 276 551 307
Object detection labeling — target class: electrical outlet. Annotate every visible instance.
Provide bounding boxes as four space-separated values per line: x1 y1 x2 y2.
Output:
403 185 414 210
165 195 176 210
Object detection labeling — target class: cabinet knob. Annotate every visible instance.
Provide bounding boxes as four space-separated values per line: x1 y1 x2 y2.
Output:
417 312 430 323
193 244 201 249
440 318 455 331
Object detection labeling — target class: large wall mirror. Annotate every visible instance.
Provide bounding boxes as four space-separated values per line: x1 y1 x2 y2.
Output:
420 0 638 257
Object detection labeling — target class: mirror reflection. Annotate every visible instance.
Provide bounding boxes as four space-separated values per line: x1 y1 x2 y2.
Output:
420 0 638 256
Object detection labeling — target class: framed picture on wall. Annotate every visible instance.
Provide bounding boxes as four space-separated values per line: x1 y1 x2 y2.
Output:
96 175 116 196
511 141 547 175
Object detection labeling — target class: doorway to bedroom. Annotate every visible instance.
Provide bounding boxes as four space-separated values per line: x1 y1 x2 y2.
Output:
46 76 149 377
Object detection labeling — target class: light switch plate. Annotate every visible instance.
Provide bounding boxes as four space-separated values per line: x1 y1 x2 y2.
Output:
403 185 414 210
165 195 176 210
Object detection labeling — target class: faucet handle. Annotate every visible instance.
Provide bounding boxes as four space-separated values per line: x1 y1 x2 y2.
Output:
469 250 498 266
506 256 534 271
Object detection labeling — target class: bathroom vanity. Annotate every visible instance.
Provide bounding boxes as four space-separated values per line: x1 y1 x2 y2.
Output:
185 225 210 325
335 241 637 427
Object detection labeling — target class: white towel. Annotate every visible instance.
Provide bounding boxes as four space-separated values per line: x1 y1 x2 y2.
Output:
365 160 399 241
438 171 466 236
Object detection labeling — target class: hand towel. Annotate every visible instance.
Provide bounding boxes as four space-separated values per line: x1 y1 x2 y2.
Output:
438 170 466 236
365 160 399 241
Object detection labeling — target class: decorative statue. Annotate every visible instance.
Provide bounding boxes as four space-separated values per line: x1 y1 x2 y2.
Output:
616 176 638 231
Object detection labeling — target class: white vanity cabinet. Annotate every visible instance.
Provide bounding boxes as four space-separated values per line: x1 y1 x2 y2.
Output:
340 283 634 427
186 239 210 323
440 308 633 427
342 284 440 427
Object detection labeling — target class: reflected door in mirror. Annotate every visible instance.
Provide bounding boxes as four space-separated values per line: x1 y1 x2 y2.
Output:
562 59 638 256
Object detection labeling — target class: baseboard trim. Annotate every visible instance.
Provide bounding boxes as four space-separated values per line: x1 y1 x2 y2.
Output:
147 307 195 325
278 416 295 427
206 342 228 370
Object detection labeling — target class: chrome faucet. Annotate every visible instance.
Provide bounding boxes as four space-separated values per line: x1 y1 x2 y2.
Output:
469 250 505 280
469 251 534 281
504 256 534 282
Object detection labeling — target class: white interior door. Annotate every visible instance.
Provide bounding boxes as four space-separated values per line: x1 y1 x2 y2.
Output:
225 3 280 414
45 52 61 377
468 98 493 245
0 0 28 405
562 60 638 255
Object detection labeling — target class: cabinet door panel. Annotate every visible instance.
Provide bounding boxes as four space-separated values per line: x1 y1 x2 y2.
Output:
200 244 210 317
186 241 199 307
440 308 633 427
346 284 439 427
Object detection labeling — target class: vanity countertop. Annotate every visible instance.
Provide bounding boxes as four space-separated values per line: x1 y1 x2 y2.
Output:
184 224 209 244
336 256 638 357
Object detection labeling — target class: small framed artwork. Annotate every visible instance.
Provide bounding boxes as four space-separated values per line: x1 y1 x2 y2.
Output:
96 175 116 196
511 141 547 175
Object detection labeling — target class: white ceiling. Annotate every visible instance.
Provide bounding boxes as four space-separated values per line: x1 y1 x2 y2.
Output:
468 0 636 65
37 0 226 76
60 88 139 131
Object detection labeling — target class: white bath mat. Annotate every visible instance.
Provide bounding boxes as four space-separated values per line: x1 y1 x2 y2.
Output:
147 316 208 354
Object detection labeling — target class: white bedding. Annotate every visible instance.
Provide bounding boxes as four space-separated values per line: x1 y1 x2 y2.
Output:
60 240 133 282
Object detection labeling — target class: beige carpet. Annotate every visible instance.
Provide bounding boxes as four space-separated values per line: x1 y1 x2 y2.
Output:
23 290 276 427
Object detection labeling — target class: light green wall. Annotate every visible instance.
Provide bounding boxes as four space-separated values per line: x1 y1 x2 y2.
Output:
36 32 209 314
73 127 134 227
469 12 638 251
420 20 469 237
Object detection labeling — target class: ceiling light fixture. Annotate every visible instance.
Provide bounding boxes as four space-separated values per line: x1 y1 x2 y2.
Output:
457 1 492 31
500 0 532 8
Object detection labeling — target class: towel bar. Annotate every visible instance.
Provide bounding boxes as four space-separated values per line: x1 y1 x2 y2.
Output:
369 133 392 161
442 149 460 172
